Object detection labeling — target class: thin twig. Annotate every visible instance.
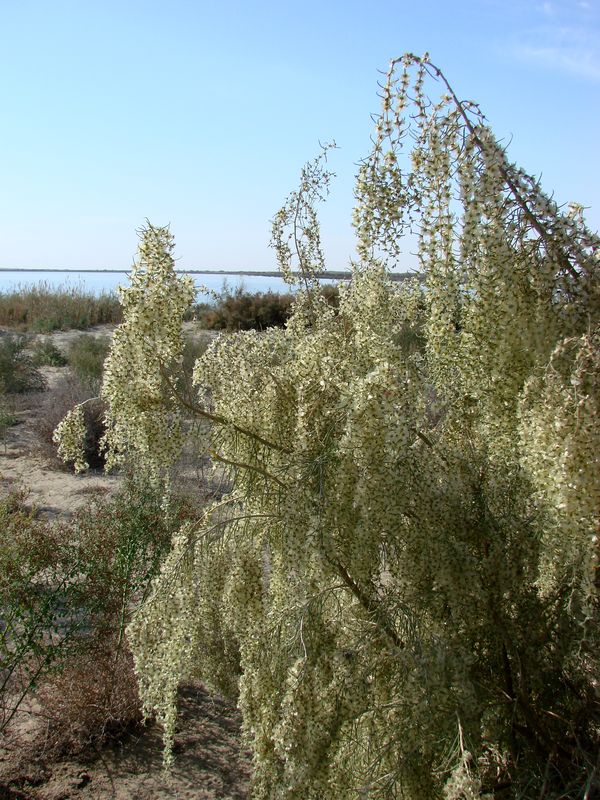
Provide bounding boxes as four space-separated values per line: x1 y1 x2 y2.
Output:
327 556 404 650
158 362 292 454
209 449 286 488
415 56 581 283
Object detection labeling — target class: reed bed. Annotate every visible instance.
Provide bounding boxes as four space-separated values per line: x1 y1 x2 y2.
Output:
0 282 122 332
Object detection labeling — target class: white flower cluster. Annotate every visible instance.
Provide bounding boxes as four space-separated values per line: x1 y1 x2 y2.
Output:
59 56 600 799
53 405 89 473
100 223 196 483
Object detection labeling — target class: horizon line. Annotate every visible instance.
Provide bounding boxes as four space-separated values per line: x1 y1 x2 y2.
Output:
0 268 420 282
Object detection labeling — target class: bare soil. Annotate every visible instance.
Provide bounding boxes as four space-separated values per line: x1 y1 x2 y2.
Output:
0 683 251 799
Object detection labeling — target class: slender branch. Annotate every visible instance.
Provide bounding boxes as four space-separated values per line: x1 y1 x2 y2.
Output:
293 188 311 294
158 362 292 454
417 57 580 282
415 429 450 466
327 555 404 649
209 449 286 488
132 509 282 609
73 396 102 408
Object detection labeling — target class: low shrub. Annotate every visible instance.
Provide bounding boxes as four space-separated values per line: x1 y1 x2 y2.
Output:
0 333 46 393
192 286 296 330
67 333 111 389
32 638 143 758
0 480 200 751
174 332 213 399
30 337 68 367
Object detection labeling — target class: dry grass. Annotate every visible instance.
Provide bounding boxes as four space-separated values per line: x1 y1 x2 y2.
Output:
0 283 121 333
31 637 144 760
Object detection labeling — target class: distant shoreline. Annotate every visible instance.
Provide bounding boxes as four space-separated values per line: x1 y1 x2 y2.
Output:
0 268 419 282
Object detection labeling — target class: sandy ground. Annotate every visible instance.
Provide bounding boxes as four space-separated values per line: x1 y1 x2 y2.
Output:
0 326 252 799
0 365 121 520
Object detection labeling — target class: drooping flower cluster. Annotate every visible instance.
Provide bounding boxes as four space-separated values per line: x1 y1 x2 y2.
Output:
54 223 196 485
56 56 599 800
53 404 89 473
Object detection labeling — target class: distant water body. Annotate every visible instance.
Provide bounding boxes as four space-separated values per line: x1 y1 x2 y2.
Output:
0 268 418 299
0 269 304 299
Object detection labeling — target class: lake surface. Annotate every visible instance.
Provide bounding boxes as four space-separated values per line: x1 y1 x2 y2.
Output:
0 270 316 299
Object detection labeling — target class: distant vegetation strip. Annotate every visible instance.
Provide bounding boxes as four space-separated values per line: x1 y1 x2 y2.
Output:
0 281 342 333
192 284 340 330
0 282 122 332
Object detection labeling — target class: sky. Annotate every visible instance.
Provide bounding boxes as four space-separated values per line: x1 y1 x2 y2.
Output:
1 0 599 273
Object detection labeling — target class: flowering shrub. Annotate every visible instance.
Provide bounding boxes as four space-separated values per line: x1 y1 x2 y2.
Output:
56 55 599 798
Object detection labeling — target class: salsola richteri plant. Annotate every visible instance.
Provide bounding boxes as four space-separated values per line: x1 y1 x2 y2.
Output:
54 223 196 478
56 54 599 799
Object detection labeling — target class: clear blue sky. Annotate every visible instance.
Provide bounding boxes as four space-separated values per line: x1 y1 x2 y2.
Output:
1 0 598 271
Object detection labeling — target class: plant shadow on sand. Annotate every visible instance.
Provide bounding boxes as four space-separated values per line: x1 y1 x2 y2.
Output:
0 682 251 800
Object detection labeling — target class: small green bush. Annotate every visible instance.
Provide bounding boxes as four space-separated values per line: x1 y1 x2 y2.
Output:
30 337 68 366
0 392 16 449
0 334 46 393
67 333 110 389
0 487 80 731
